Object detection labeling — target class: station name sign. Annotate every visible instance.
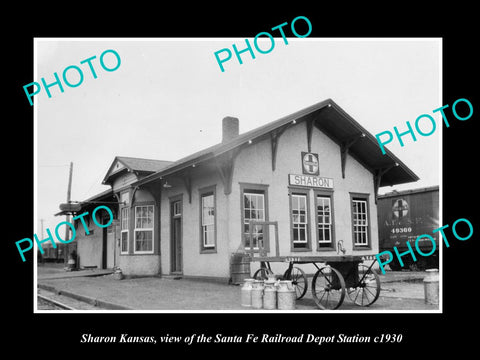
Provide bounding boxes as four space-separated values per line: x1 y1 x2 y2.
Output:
288 174 333 189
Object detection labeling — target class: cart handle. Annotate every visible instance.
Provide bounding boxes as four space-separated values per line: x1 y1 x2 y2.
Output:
248 220 280 257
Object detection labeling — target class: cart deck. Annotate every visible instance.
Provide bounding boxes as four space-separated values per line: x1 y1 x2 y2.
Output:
249 255 365 264
245 221 381 310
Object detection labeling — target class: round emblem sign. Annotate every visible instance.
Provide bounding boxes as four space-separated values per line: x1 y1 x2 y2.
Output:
392 199 409 218
302 152 319 175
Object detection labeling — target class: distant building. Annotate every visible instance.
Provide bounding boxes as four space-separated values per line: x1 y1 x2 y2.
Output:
58 99 418 282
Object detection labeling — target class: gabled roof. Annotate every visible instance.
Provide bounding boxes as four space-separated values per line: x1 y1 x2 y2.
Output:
134 98 419 188
102 156 173 185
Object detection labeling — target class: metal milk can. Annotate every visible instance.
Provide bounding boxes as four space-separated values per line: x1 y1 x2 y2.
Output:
423 268 439 305
241 278 255 307
251 280 265 309
277 280 296 310
263 279 277 310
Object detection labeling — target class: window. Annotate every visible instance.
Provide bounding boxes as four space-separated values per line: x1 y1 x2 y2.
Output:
243 192 265 249
240 184 269 252
201 191 215 251
352 197 369 247
173 201 181 217
316 195 334 249
134 205 154 253
120 207 129 254
291 193 309 249
243 191 265 250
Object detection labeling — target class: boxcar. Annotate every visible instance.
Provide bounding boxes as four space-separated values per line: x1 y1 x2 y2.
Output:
38 242 77 263
377 186 439 270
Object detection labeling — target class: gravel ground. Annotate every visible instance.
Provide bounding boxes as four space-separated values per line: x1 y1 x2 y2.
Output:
37 296 65 310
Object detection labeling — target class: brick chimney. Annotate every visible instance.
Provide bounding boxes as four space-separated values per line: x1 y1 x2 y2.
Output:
222 116 239 143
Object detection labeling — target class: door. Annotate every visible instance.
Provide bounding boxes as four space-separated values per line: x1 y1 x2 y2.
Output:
102 216 115 269
102 227 108 269
106 226 115 268
170 199 183 274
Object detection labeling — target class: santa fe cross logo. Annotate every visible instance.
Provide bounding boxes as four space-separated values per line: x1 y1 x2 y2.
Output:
392 199 409 218
301 152 319 176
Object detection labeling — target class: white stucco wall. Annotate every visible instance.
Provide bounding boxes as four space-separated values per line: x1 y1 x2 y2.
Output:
159 169 231 279
229 121 379 274
116 120 380 279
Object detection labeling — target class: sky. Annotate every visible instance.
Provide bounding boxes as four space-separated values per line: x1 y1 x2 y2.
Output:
35 38 441 237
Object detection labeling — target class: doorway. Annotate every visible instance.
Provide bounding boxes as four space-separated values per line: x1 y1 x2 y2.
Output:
102 226 108 269
170 199 183 274
101 214 115 269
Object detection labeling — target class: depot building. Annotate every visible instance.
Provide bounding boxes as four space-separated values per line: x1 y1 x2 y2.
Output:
59 99 418 282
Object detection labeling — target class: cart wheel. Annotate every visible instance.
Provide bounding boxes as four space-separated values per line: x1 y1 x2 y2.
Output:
284 267 308 300
311 266 345 310
253 267 273 280
347 265 381 306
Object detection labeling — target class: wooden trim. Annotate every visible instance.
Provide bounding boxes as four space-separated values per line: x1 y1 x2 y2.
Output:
339 134 364 179
288 187 312 252
269 122 294 171
247 221 279 258
182 174 193 204
215 148 241 195
169 194 183 274
199 185 217 254
239 183 270 253
270 131 280 172
349 192 372 250
132 202 155 255
373 165 397 204
132 184 161 257
306 118 315 152
129 186 139 209
119 206 130 255
313 190 336 252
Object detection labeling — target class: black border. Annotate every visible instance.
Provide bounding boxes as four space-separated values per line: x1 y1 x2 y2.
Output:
7 4 479 355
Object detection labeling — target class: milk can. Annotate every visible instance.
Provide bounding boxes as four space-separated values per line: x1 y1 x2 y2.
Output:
251 280 265 309
112 267 124 280
263 279 277 310
241 278 255 307
423 268 439 305
277 280 296 310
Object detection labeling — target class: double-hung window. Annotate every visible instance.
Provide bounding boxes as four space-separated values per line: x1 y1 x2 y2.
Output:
239 183 270 252
134 205 154 253
243 192 265 250
200 190 216 251
120 207 129 254
316 194 334 249
291 193 309 249
352 196 370 247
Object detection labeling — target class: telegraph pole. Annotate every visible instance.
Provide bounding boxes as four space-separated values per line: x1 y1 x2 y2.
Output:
40 219 44 264
40 219 44 239
64 162 73 265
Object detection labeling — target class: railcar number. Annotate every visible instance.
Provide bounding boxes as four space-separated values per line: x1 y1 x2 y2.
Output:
391 227 412 234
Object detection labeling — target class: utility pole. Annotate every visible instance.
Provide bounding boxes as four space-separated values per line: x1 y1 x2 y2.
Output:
40 218 44 239
64 162 73 265
40 219 44 264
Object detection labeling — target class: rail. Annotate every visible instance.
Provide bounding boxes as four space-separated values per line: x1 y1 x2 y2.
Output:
37 294 75 310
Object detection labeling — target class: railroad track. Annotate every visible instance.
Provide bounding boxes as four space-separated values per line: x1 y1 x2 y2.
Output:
37 288 108 310
37 294 75 310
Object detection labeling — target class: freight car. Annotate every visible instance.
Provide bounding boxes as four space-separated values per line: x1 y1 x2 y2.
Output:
38 242 77 263
377 186 439 271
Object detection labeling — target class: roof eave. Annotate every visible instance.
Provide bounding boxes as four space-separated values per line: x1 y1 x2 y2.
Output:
131 98 419 188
